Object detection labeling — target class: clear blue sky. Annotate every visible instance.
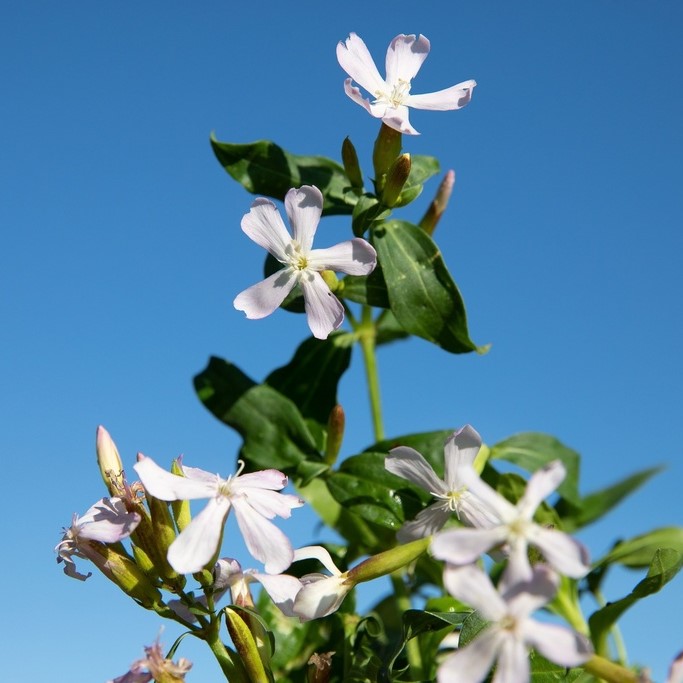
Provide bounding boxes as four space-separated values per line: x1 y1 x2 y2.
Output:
2 2 681 681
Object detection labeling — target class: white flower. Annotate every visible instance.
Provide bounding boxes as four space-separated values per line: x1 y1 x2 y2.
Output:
292 546 354 621
233 185 376 340
431 461 590 583
133 456 303 575
336 33 476 135
55 497 140 581
437 564 592 683
385 425 498 541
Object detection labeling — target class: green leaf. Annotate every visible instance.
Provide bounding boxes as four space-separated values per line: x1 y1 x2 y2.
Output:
339 264 391 309
394 155 440 207
193 357 322 479
371 220 483 354
595 527 683 569
588 548 683 654
210 136 355 215
375 310 410 346
352 193 391 236
367 429 455 475
557 466 663 532
265 333 352 426
489 433 581 508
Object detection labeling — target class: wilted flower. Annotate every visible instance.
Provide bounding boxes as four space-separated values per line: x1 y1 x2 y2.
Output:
55 497 140 581
431 461 590 583
385 425 497 541
437 564 592 683
134 456 303 575
108 639 192 683
233 185 376 339
337 33 476 135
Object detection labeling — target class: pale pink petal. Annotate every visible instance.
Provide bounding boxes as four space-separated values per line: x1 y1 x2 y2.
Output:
501 565 558 614
503 537 533 585
381 105 420 135
241 197 292 260
385 34 430 85
134 455 217 501
492 636 529 683
385 446 447 495
79 498 140 543
239 487 303 520
231 496 294 574
442 564 507 620
458 494 501 529
407 80 476 111
437 628 505 683
293 574 352 621
443 425 482 489
308 238 377 275
233 268 297 319
293 545 343 576
285 185 323 252
667 651 683 683
234 469 288 490
518 460 566 519
336 33 386 96
299 271 344 339
397 503 451 542
167 497 231 573
522 621 592 667
343 79 387 119
460 468 516 523
432 526 508 566
530 526 591 578
253 572 304 617
180 465 219 484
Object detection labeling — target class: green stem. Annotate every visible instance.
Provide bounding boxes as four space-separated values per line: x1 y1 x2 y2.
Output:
358 306 384 442
594 588 628 664
205 617 248 683
583 655 640 683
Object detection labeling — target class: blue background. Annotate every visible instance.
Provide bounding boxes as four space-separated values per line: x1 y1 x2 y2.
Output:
2 1 681 681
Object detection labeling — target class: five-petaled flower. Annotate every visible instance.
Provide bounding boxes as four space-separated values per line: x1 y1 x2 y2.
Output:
337 33 476 135
134 456 303 575
233 185 377 340
437 563 592 683
55 497 141 581
431 460 591 584
385 424 498 541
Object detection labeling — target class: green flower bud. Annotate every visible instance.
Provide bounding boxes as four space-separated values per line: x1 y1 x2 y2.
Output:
325 405 345 466
341 137 364 191
224 607 270 683
419 169 455 236
372 123 402 192
170 459 191 531
96 426 125 497
347 537 431 584
381 153 411 208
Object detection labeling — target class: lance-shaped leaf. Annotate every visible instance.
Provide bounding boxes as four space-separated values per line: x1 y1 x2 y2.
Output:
193 357 323 480
557 465 663 532
393 154 440 207
352 193 391 237
489 432 581 508
589 548 682 655
211 136 356 216
594 527 683 569
371 220 482 354
265 333 352 426
338 263 390 309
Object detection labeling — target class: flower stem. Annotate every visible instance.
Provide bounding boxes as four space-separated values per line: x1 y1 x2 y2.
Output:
358 306 384 442
204 617 248 683
583 655 641 683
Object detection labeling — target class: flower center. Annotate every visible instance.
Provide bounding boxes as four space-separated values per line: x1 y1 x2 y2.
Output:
374 79 411 108
433 487 468 517
507 516 532 540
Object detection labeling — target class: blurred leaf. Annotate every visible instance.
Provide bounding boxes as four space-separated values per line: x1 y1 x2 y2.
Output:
594 527 683 569
266 333 352 426
557 466 663 532
193 357 323 480
352 193 391 236
589 548 683 654
489 433 581 508
371 220 483 354
211 136 355 215
394 155 440 207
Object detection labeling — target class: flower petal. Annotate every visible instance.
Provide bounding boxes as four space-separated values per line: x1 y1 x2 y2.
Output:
381 105 420 135
293 574 352 621
385 446 446 494
167 497 231 573
336 33 386 96
437 628 505 683
253 572 304 617
518 460 565 519
407 80 476 111
134 455 217 501
431 526 507 566
442 564 507 620
522 621 592 667
233 268 297 320
235 469 288 490
293 545 343 576
531 526 591 579
241 197 292 260
443 425 481 489
460 467 517 522
231 496 294 574
79 498 141 543
343 79 386 118
308 238 377 276
501 564 557 614
285 185 323 253
385 34 430 86
299 271 344 339
238 487 303 520
397 503 451 542
492 636 529 683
